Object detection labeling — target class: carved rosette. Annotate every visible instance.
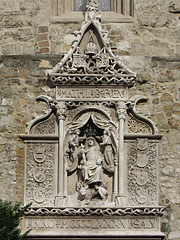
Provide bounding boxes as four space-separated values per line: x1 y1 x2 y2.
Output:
25 143 56 206
127 140 157 206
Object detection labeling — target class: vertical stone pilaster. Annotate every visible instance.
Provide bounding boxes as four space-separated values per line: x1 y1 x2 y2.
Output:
115 102 127 205
55 102 67 203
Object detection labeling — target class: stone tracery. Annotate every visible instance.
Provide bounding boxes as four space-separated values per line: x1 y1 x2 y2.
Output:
21 0 165 238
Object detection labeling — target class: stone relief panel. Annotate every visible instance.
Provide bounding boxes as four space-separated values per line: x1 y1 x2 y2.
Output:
31 114 56 135
127 114 152 134
127 139 157 206
25 143 56 206
65 104 117 125
21 0 165 237
64 109 118 202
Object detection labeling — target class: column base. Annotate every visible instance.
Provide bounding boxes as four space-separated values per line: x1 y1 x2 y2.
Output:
55 195 66 206
115 195 127 206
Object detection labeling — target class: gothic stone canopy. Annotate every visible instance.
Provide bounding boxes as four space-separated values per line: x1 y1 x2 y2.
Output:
21 1 165 240
47 0 136 88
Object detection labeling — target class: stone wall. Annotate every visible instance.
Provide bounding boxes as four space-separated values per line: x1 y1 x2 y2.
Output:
0 0 180 239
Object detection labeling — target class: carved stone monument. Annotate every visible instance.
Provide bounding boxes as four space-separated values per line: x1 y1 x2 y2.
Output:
21 1 165 239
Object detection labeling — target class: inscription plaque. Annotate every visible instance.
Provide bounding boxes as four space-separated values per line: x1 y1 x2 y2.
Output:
23 217 159 236
21 0 165 239
56 87 127 101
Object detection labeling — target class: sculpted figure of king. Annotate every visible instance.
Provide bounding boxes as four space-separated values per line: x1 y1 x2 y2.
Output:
79 137 108 201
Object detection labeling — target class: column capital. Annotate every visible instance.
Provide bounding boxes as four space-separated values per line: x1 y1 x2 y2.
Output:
115 102 127 121
53 101 67 121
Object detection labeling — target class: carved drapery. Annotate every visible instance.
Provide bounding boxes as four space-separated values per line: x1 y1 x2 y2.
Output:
31 114 56 135
21 0 165 238
69 111 111 132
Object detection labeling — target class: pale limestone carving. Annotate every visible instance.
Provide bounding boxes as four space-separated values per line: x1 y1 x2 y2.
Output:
25 206 165 217
65 129 84 172
99 128 117 173
115 102 127 120
25 143 55 206
65 113 118 201
33 114 56 135
137 138 149 151
127 95 158 134
78 137 108 201
128 141 157 206
21 2 165 239
128 115 152 134
24 217 159 231
47 0 136 87
54 101 67 120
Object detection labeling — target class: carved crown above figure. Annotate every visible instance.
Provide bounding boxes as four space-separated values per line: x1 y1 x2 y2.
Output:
21 1 165 239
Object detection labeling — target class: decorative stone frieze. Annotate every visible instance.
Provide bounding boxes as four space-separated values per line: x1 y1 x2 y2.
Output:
21 1 165 239
25 206 165 217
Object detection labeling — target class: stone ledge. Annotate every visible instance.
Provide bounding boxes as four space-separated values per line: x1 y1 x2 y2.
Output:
124 134 163 140
24 207 165 217
0 54 63 61
20 134 59 141
152 56 180 62
50 14 134 24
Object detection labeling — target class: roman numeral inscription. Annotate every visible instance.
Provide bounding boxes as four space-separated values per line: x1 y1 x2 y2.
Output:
24 218 159 231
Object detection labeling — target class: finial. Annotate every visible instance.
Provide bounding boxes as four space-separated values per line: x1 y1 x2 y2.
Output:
84 0 101 24
86 0 98 12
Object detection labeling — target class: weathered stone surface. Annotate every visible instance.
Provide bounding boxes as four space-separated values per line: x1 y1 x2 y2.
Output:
0 0 180 239
169 231 180 240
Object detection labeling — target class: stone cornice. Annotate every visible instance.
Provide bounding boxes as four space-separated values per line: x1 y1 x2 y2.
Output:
25 206 165 217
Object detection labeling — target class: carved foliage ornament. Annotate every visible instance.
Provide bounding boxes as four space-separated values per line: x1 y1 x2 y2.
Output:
25 207 165 217
128 140 157 206
25 143 56 206
128 115 152 134
32 114 56 135
47 0 136 87
49 46 135 87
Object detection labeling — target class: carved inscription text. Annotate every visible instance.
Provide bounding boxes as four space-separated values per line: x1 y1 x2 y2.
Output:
56 87 127 100
25 217 159 231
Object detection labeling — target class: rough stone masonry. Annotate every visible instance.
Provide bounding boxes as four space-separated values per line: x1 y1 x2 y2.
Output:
0 0 180 239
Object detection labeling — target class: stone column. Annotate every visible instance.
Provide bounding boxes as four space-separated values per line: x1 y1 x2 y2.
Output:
115 102 127 205
112 157 118 200
55 101 67 204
